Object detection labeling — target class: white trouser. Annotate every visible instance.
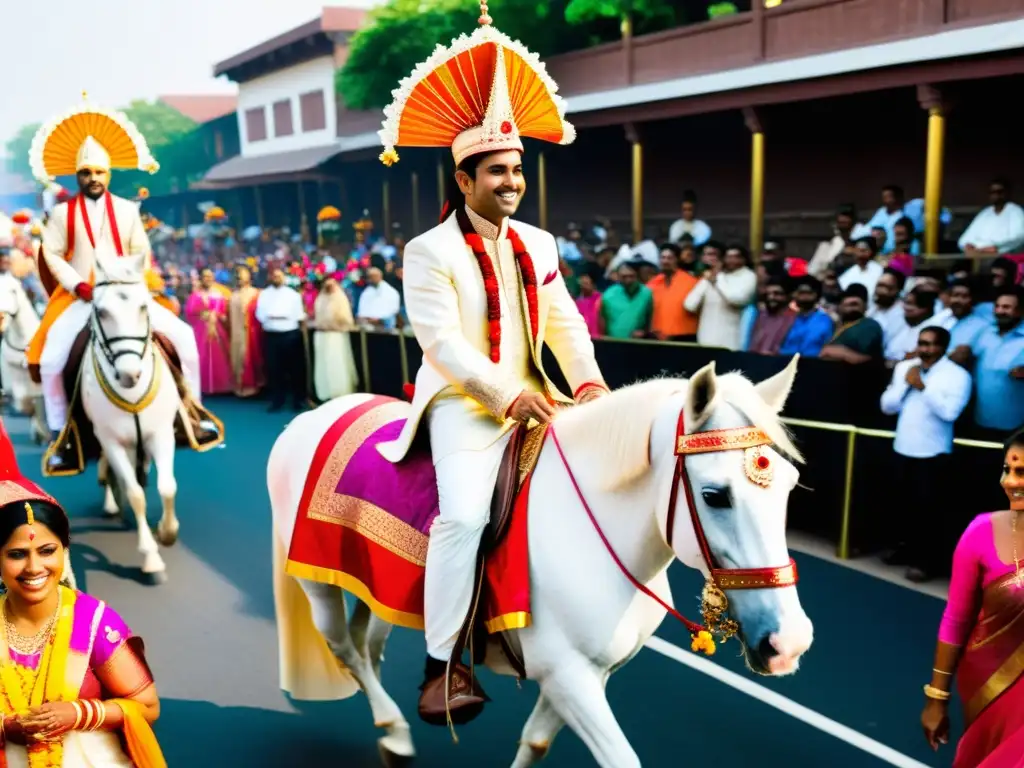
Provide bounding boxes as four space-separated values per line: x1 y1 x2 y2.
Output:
39 297 202 432
423 428 513 661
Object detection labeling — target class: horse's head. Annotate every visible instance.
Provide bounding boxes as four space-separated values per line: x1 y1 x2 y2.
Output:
661 357 811 675
91 247 151 389
561 357 812 677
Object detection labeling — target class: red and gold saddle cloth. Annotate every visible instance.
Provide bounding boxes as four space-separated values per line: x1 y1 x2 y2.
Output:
285 394 531 633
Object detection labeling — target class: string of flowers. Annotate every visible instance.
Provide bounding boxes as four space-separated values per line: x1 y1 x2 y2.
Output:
456 210 539 363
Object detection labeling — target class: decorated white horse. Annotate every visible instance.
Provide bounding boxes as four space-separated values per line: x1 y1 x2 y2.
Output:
81 248 182 583
269 357 813 767
0 276 48 444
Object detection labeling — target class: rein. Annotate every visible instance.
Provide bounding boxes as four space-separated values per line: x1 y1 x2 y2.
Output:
547 412 798 650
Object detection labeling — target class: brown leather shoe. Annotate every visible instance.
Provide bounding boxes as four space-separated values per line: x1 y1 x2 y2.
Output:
418 662 489 727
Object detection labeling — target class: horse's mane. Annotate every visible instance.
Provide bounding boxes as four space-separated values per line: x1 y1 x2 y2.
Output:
552 372 801 492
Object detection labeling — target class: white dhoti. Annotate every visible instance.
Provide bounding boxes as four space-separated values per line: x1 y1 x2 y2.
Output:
40 297 202 432
423 410 513 661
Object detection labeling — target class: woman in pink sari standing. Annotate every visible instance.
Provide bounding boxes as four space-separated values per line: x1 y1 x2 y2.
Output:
184 268 234 396
922 427 1024 766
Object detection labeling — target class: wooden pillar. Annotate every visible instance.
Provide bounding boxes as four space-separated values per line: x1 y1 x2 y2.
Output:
626 123 642 245
537 152 549 231
918 84 949 256
744 107 766 259
411 171 420 235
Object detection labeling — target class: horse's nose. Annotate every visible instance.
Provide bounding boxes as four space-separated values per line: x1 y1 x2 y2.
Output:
759 630 810 675
119 371 141 388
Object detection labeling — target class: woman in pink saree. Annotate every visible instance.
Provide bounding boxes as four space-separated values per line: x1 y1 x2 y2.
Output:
184 268 234 396
229 266 264 398
922 428 1024 766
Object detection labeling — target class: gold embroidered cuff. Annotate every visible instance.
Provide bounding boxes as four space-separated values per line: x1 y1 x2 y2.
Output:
462 377 521 421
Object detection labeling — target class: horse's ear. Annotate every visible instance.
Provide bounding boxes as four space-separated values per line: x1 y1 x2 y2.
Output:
754 354 799 414
128 251 148 276
685 361 719 431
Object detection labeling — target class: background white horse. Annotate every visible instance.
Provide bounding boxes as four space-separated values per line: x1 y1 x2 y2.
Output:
82 248 182 583
0 277 48 444
268 358 813 767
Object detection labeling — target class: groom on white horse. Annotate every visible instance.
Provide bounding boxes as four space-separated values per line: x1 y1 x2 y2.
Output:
24 97 220 474
374 3 610 724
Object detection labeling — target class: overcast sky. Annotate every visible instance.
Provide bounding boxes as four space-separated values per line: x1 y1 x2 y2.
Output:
2 0 383 146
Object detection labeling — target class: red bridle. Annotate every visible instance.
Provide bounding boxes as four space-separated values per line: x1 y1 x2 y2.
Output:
548 409 798 644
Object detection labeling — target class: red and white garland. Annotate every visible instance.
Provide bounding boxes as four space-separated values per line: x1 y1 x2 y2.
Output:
457 209 538 363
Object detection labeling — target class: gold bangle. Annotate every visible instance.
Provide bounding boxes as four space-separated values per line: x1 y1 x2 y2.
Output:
923 684 951 701
92 701 107 731
933 668 952 676
71 701 84 730
81 700 96 731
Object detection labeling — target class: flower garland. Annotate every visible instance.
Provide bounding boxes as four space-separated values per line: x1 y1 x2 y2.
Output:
456 209 538 363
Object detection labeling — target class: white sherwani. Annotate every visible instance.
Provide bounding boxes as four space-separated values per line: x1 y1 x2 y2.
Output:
377 206 603 659
38 194 201 432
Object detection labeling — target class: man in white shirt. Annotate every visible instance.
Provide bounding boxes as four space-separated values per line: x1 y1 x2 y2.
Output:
667 190 711 247
880 325 971 582
255 266 307 412
355 267 401 330
958 178 1024 256
838 237 884 299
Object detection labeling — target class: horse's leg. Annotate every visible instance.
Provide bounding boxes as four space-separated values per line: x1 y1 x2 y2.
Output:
349 599 392 681
103 443 166 582
540 662 640 768
148 428 179 547
366 613 393 681
97 454 119 517
298 581 414 764
510 695 565 767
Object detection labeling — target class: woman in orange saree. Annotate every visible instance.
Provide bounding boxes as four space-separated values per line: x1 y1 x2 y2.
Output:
921 427 1024 767
0 418 165 767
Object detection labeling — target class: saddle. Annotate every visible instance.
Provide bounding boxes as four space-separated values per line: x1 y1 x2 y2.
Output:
454 422 547 680
43 327 224 478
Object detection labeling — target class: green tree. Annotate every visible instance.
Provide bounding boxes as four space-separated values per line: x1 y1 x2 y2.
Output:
4 123 41 182
337 0 593 111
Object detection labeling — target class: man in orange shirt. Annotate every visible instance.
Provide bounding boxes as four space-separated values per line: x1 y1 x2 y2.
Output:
647 243 699 341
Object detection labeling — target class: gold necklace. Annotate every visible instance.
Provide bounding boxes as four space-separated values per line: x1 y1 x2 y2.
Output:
4 590 61 656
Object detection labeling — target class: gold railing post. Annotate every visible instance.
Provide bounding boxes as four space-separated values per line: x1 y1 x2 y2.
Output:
538 152 549 231
359 330 371 393
398 330 410 385
743 108 765 259
626 123 643 245
838 430 857 560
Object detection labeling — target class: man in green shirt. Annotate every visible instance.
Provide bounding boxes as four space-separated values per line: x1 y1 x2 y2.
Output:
599 261 653 338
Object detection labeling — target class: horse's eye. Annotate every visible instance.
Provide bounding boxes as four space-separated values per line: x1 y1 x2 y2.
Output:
98 308 110 320
701 488 732 509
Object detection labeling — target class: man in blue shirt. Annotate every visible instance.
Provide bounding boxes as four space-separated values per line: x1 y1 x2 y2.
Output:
779 275 835 357
942 279 991 352
955 286 1024 435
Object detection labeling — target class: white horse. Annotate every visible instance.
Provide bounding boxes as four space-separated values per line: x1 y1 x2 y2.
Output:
81 248 182 583
0 277 48 444
268 357 813 767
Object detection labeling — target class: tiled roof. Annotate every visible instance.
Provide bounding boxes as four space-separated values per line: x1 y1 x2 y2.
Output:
214 6 368 76
158 95 238 125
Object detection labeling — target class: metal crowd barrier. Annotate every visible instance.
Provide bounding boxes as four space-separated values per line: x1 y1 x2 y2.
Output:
348 328 1004 560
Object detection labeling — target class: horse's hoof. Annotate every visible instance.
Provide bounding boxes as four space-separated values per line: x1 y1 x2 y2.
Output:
156 527 179 547
142 570 168 586
378 741 415 768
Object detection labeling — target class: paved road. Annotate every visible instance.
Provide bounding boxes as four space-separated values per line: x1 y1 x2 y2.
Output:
7 399 957 766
